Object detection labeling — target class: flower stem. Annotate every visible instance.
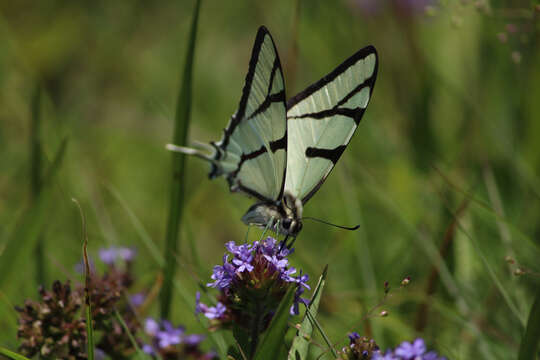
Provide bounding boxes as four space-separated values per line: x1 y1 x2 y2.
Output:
248 297 264 359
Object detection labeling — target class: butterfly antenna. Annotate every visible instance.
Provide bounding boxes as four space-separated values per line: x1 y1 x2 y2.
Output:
303 217 360 231
165 143 216 163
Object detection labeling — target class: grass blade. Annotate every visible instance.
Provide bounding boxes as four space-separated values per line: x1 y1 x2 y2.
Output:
0 139 67 290
288 265 328 360
105 184 164 267
518 287 540 360
253 287 295 360
29 84 45 286
114 309 150 360
0 347 31 360
160 0 202 318
72 198 94 360
306 310 337 359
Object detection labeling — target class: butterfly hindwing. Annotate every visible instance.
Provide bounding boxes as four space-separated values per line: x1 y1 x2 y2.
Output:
211 26 287 202
285 46 378 203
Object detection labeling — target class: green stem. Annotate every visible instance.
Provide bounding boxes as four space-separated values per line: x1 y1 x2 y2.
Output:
0 346 32 360
518 287 540 360
30 84 45 286
249 297 264 359
160 0 202 318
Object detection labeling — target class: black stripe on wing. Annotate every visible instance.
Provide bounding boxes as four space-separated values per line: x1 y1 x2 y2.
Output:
289 107 365 124
227 134 287 202
305 145 347 164
300 145 348 203
288 77 373 125
209 26 288 202
291 46 379 204
248 89 286 120
221 28 268 148
287 45 378 111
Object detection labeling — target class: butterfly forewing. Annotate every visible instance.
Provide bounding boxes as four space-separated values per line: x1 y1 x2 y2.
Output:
212 26 287 202
285 46 378 203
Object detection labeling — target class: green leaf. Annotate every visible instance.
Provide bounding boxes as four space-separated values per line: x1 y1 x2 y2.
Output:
288 266 328 360
0 139 67 290
253 287 295 360
518 287 540 360
0 347 31 360
160 0 202 319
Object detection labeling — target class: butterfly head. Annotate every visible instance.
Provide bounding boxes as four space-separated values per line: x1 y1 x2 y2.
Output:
241 193 303 237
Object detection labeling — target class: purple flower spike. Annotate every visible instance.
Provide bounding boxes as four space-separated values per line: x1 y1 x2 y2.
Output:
395 338 426 358
156 322 183 348
98 247 117 265
129 293 145 307
232 257 254 273
295 271 310 290
373 350 398 360
208 264 233 289
95 348 106 360
260 237 277 256
142 344 155 355
118 247 136 261
280 267 297 282
75 257 94 274
196 292 227 320
204 302 227 319
349 332 361 343
264 254 289 272
184 334 205 346
372 337 445 359
144 318 159 336
199 236 311 331
423 352 443 360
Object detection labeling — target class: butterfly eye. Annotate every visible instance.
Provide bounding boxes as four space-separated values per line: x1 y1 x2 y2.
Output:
282 218 292 230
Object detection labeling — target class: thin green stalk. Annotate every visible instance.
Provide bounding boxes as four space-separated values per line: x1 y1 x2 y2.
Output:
518 287 540 360
306 310 338 359
160 0 202 318
288 266 328 360
114 310 149 359
105 184 164 266
0 347 31 360
249 297 266 359
72 198 94 360
30 84 45 286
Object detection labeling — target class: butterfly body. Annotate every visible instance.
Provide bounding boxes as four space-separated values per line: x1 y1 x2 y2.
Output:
242 192 304 236
168 26 378 238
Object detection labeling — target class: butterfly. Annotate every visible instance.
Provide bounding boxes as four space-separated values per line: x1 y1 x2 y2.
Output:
168 26 378 239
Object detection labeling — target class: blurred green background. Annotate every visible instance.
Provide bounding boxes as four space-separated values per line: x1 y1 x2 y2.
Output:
1 0 539 359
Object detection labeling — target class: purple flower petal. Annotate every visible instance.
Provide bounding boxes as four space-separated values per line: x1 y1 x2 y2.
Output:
184 334 205 346
144 318 159 336
98 247 117 265
395 338 426 358
348 331 361 343
118 247 136 261
129 293 145 307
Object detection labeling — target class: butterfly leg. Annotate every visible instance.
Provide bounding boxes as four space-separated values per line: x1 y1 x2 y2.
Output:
285 235 297 249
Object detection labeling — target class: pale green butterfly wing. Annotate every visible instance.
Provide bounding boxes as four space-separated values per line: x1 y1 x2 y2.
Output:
210 26 287 202
285 46 378 203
